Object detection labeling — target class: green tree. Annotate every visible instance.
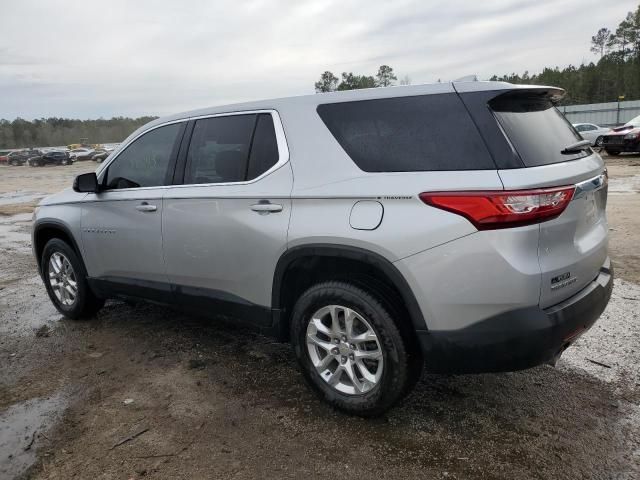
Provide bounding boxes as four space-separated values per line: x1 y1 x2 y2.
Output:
314 71 339 93
337 72 377 90
375 65 397 87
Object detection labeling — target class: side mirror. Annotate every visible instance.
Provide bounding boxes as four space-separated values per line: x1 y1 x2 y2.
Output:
73 172 100 193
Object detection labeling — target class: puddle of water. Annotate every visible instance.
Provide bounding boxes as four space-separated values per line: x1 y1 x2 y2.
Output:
0 192 45 206
0 392 67 479
608 175 640 195
0 214 32 251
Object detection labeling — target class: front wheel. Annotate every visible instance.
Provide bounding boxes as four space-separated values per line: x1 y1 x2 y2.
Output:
595 136 604 147
291 281 417 416
605 150 620 156
42 238 104 319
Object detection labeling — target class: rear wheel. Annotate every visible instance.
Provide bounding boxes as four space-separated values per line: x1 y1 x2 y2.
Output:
42 238 104 319
291 281 417 416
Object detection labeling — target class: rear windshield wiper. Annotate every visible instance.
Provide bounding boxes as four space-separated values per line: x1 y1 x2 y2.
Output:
561 139 592 154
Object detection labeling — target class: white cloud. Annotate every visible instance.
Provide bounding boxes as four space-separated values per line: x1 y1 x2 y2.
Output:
0 0 636 119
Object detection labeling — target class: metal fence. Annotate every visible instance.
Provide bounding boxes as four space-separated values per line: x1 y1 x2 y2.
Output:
560 100 640 127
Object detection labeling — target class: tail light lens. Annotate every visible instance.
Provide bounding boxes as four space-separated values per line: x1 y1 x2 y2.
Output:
419 186 575 230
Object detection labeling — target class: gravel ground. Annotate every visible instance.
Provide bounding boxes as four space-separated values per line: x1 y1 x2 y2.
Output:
0 157 639 479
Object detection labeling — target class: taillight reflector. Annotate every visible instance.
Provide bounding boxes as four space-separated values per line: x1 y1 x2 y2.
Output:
419 186 575 230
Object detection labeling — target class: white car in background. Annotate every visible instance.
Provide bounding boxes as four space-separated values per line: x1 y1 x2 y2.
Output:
573 123 611 147
69 148 95 161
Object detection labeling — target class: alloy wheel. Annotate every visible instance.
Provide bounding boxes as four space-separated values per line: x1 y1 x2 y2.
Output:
48 252 78 306
306 304 384 395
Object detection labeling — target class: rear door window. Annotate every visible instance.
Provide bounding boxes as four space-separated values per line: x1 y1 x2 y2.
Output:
184 113 280 184
316 94 495 172
490 91 589 167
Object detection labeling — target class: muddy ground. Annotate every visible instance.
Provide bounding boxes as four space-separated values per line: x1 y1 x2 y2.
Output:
0 156 639 479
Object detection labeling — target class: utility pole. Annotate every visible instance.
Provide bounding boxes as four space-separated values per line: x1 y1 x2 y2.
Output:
617 95 625 125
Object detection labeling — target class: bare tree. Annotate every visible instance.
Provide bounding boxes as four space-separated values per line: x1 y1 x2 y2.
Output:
591 27 612 57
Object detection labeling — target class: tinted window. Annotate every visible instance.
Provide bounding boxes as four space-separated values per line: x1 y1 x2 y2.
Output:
105 123 182 189
316 94 495 172
247 114 279 180
491 92 588 167
185 115 256 184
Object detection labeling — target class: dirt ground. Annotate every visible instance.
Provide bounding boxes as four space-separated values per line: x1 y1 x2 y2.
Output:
0 156 639 479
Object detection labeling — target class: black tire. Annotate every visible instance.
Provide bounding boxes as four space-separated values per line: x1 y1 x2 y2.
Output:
291 281 417 417
595 136 604 147
606 150 620 156
41 238 104 319
10 160 19 166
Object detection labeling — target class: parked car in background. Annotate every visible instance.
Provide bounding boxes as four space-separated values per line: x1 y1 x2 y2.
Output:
601 115 640 155
92 150 110 163
29 151 73 166
0 150 14 164
5 149 41 166
69 148 95 161
572 123 611 147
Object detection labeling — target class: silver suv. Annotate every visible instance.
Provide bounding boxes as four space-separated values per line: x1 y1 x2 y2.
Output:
32 81 612 416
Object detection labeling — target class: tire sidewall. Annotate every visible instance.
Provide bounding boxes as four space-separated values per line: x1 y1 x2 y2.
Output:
42 238 93 319
291 283 408 416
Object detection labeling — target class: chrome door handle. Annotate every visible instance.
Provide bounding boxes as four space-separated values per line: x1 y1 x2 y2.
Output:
250 202 283 213
136 202 157 212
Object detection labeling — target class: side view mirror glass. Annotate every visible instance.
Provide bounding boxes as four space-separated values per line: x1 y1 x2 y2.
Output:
73 172 100 193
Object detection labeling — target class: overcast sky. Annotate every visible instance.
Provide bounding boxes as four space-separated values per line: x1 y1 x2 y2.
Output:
0 0 637 120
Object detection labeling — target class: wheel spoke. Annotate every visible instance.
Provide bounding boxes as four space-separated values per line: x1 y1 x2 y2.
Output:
351 330 377 343
306 333 334 353
344 362 365 393
354 349 382 361
344 308 356 338
316 354 334 372
355 360 377 383
310 317 332 337
326 366 343 386
329 306 343 335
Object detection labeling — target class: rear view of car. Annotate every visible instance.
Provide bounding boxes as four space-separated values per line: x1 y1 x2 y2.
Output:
316 84 611 376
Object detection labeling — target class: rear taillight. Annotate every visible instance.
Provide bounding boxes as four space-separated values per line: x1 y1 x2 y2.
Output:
419 186 575 230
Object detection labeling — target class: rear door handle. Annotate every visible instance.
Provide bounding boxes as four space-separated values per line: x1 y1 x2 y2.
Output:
136 202 157 212
250 202 283 213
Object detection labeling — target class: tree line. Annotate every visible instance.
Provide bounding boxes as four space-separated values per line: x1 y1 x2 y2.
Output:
0 117 157 150
315 4 640 105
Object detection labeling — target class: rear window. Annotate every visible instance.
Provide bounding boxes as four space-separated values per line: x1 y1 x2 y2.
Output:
317 94 495 172
490 92 588 167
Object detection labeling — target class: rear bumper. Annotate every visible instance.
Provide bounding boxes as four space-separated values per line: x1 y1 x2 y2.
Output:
417 262 613 373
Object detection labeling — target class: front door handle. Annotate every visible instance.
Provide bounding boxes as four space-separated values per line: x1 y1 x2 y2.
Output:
136 202 157 212
250 202 283 213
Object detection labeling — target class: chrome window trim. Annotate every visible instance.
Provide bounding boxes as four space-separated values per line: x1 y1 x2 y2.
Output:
96 110 290 192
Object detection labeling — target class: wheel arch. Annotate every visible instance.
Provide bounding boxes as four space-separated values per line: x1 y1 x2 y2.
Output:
33 220 85 275
272 244 427 339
